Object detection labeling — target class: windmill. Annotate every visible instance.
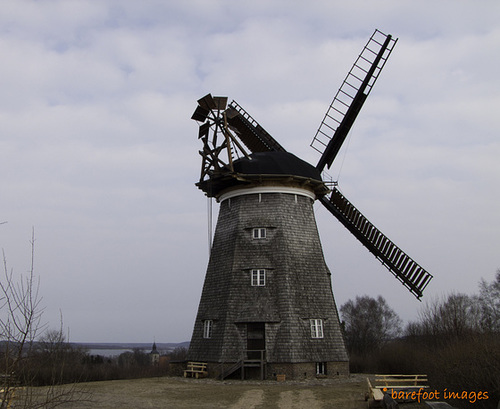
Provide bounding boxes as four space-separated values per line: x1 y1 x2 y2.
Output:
187 29 433 380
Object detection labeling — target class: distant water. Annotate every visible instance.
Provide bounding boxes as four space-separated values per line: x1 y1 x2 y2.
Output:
88 348 136 357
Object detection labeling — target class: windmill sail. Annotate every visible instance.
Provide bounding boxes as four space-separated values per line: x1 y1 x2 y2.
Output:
320 188 433 299
226 101 286 153
312 30 398 172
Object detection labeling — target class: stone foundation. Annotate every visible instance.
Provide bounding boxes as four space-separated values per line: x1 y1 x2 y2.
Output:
201 361 349 380
267 361 349 380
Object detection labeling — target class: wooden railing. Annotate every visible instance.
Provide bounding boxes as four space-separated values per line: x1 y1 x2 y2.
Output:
219 350 267 380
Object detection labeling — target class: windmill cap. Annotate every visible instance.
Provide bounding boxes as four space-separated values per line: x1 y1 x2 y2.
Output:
234 151 322 181
197 151 328 199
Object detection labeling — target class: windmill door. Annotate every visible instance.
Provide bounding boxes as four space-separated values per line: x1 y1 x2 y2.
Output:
247 322 265 360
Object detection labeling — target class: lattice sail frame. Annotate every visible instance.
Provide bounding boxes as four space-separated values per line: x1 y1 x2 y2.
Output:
321 189 433 299
312 29 398 172
309 30 432 299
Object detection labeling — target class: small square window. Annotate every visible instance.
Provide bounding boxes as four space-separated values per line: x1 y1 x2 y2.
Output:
252 228 267 239
316 362 327 375
310 319 324 339
251 269 266 286
203 320 213 339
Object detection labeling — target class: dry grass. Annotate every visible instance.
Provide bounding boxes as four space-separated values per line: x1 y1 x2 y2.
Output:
21 374 430 409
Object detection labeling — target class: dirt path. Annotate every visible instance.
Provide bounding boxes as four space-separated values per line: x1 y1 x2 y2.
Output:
228 388 323 409
278 390 322 409
229 389 264 409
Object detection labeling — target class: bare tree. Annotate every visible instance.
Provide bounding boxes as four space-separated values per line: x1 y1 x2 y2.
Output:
410 292 482 345
1 230 43 408
340 295 402 355
477 269 500 333
0 230 90 408
169 346 188 361
439 293 481 336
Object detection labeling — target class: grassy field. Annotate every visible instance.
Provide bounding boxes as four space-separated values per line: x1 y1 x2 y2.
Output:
26 375 430 409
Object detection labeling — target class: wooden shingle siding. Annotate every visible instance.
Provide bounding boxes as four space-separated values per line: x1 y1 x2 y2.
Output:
187 190 349 377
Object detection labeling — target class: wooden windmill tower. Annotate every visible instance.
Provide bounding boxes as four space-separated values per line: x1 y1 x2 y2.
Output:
187 30 433 380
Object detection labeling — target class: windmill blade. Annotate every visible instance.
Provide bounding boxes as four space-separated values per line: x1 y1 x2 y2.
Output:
191 105 210 122
191 94 228 123
320 188 433 299
197 94 228 111
226 100 287 153
312 30 398 172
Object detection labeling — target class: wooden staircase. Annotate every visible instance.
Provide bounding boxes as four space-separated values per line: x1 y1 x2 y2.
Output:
219 350 266 380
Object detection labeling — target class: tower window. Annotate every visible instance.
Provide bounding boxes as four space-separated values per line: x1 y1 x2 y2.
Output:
252 228 267 239
251 269 266 286
203 320 213 339
310 319 324 339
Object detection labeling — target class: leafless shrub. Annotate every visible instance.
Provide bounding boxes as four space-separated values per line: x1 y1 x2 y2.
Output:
1 230 91 408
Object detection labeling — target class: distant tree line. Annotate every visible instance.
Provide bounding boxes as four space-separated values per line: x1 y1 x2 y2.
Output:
2 336 189 388
340 270 500 409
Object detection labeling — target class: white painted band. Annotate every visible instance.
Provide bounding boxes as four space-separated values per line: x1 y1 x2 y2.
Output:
219 186 316 202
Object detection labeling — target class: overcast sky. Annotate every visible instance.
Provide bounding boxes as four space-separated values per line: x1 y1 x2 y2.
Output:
1 1 499 343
